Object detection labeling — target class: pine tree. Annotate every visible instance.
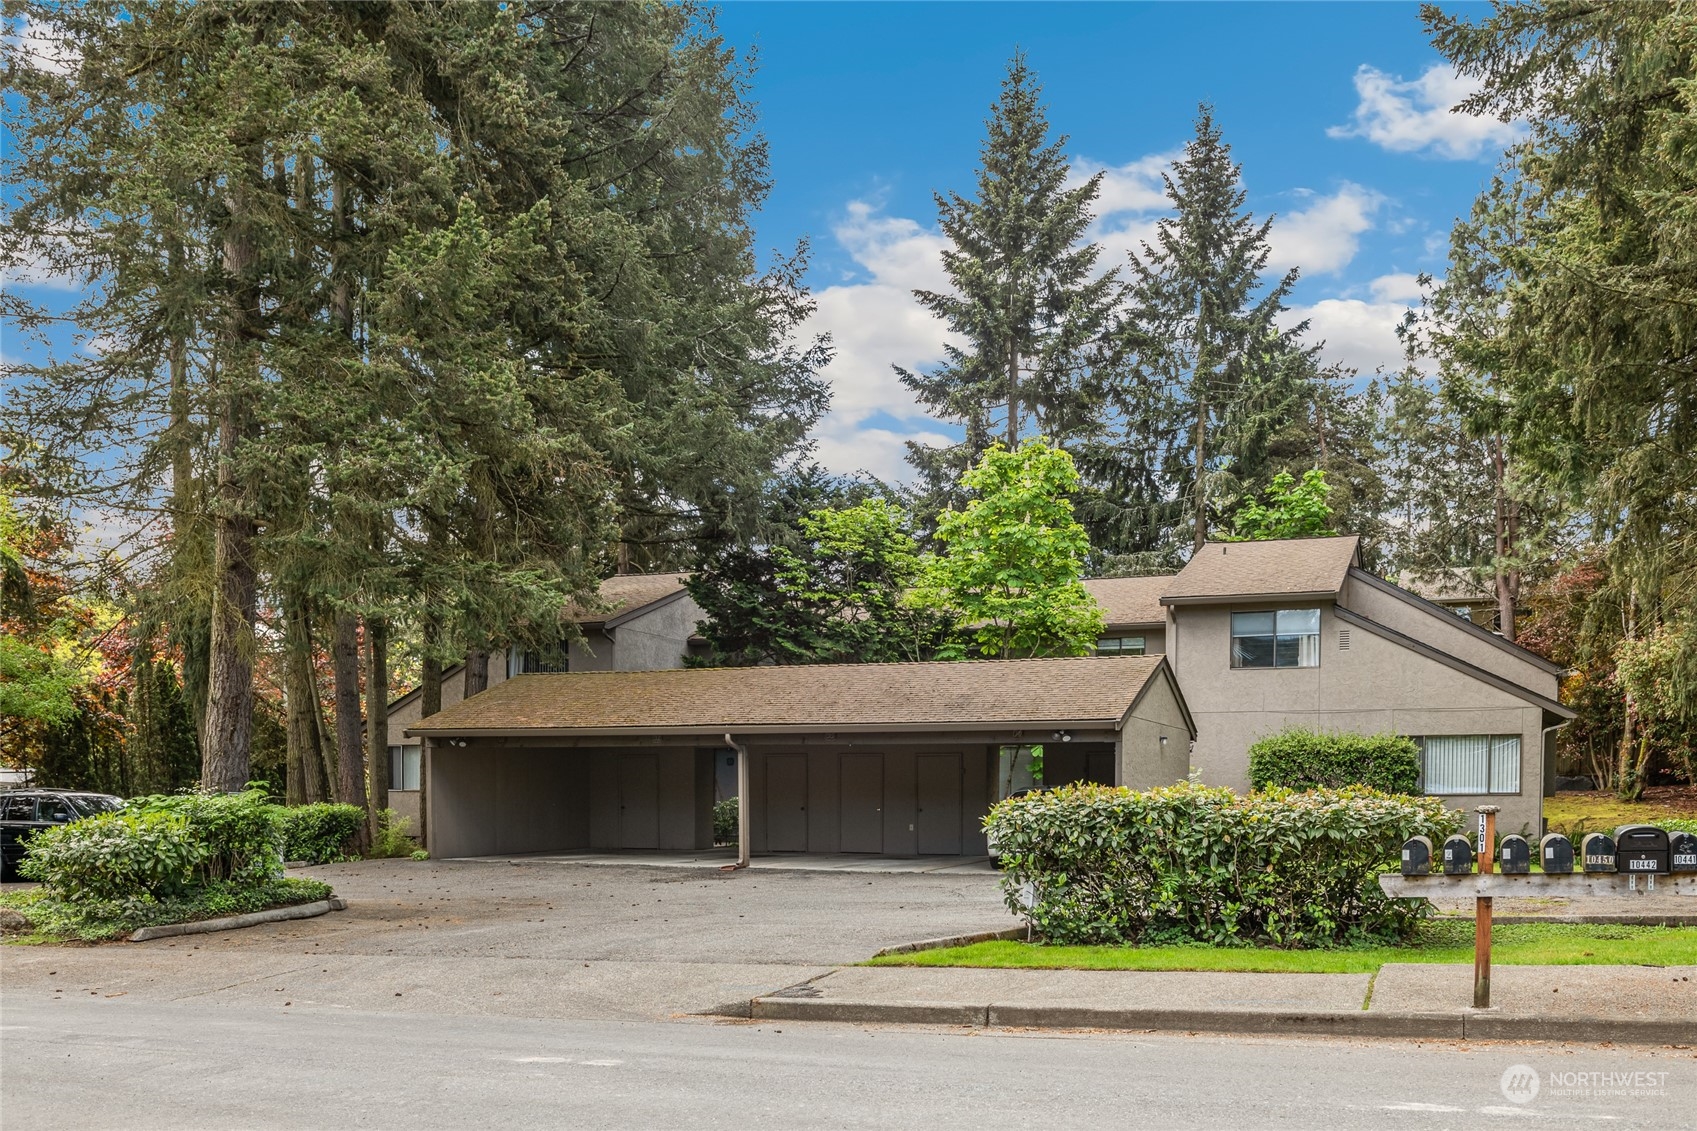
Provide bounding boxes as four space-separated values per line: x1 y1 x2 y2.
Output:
899 52 1122 519
1122 106 1307 556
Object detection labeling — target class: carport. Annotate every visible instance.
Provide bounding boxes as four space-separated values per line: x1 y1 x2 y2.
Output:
407 655 1195 862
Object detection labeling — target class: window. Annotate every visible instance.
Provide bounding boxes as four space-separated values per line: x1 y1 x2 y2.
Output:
518 643 569 674
2 795 36 821
35 797 75 822
1230 609 1320 668
1096 636 1147 656
1419 735 1521 795
389 745 422 791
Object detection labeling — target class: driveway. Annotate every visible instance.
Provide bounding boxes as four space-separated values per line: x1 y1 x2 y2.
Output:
0 858 1016 1023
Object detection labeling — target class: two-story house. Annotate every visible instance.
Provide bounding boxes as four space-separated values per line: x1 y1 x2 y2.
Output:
1159 536 1569 835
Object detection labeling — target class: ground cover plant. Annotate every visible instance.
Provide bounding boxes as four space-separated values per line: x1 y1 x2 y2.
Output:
865 922 1697 974
987 780 1460 947
2 787 336 942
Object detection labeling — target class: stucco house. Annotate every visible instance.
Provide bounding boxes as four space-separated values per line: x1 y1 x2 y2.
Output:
1158 536 1570 835
382 572 702 829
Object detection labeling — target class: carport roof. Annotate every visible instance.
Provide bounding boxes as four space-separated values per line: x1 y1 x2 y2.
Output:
407 655 1189 738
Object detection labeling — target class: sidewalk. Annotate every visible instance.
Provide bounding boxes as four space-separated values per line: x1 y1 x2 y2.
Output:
740 962 1697 1043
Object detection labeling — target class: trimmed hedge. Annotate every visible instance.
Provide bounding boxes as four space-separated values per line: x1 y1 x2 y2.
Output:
276 803 365 864
1248 727 1421 794
986 780 1461 947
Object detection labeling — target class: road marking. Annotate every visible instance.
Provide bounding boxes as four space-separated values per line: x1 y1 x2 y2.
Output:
511 1057 568 1063
578 1059 623 1067
1383 1103 1465 1113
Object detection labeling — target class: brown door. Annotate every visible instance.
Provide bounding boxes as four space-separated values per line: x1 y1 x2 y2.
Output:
618 753 659 849
765 754 808 852
915 753 962 855
839 753 883 853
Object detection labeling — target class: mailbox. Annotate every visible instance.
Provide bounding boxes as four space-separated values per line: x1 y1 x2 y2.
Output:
1581 832 1616 873
1401 836 1433 876
1671 831 1697 873
1614 825 1670 874
1441 834 1475 875
1540 833 1575 874
1498 834 1531 874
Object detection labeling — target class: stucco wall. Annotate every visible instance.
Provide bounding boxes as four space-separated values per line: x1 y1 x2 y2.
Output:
1341 573 1559 699
1118 674 1193 790
1170 601 1546 833
612 594 703 670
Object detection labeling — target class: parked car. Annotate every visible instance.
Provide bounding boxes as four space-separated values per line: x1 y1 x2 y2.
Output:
0 789 124 881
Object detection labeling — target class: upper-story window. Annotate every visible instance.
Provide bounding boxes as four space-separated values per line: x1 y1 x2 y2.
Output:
1230 609 1321 668
516 643 569 674
1096 636 1146 656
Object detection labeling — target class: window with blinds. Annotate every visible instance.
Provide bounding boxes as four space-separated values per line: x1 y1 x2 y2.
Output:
1418 735 1520 795
388 745 422 791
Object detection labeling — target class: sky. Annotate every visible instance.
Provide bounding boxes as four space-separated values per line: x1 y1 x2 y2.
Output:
705 1 1517 480
3 2 1518 487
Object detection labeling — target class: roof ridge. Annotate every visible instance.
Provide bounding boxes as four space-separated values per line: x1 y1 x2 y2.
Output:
507 653 1157 677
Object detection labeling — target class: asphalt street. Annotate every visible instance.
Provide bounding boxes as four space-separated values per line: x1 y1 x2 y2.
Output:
4 996 1694 1130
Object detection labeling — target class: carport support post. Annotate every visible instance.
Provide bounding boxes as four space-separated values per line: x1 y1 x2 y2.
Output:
1474 805 1498 1009
727 734 750 868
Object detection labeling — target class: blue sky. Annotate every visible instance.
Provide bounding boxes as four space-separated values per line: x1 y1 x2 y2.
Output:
5 3 1518 486
707 1 1518 478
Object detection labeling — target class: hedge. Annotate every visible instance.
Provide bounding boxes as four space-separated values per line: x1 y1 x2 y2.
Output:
276 803 365 864
986 780 1461 947
19 810 207 902
1248 727 1421 795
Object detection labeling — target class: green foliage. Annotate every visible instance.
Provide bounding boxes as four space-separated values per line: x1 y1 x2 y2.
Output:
986 780 1460 947
1226 470 1334 542
369 809 417 859
275 803 365 865
1247 728 1421 795
0 878 332 943
910 441 1105 659
19 810 206 902
713 798 740 846
409 849 429 861
1614 625 1697 795
126 789 284 886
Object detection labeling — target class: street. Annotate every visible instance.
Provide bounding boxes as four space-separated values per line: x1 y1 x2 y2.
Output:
3 995 1693 1129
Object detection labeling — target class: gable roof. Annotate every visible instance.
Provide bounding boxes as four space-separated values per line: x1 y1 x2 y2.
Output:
1160 536 1362 605
572 572 692 627
408 655 1192 738
1083 575 1173 628
1348 567 1565 676
1397 566 1493 605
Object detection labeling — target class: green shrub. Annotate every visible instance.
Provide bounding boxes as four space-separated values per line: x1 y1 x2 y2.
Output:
126 788 284 885
986 780 1461 947
19 811 208 902
713 798 739 845
1248 727 1421 794
369 808 417 858
276 803 365 864
0 877 333 942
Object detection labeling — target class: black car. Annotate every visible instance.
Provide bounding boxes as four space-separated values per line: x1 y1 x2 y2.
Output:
0 789 125 881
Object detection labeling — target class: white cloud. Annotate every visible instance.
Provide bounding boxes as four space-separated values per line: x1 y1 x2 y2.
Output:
1072 153 1173 217
799 202 957 480
1265 183 1382 275
1 236 83 292
1328 63 1522 161
3 14 76 76
1281 275 1427 377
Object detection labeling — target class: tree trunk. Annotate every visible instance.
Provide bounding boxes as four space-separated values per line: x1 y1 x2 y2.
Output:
1006 342 1020 449
365 617 389 834
1491 437 1517 641
464 649 488 698
283 595 327 805
201 163 260 793
332 611 367 824
1192 392 1209 553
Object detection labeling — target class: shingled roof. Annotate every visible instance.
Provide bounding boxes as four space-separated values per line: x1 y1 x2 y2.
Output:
1083 575 1173 627
1160 536 1362 604
408 655 1186 737
572 572 691 626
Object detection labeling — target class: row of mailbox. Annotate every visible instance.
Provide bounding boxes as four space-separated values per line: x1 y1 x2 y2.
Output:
1402 825 1697 876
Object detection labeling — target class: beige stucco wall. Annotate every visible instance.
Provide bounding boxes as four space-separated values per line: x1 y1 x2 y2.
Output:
1341 574 1559 699
1118 673 1192 790
1170 601 1546 834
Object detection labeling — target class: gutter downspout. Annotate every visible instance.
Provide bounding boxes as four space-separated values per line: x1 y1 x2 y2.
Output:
725 734 750 868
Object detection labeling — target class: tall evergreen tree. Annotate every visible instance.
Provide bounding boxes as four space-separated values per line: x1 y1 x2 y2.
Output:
899 52 1121 519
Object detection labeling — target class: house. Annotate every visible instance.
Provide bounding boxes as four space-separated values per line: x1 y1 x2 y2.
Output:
1160 537 1570 835
1082 576 1171 657
408 656 1194 860
382 573 703 830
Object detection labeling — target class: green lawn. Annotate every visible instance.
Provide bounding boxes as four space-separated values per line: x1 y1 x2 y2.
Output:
866 921 1697 975
1543 790 1697 837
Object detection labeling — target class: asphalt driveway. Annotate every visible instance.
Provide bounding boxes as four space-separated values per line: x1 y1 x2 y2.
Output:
0 857 1017 1023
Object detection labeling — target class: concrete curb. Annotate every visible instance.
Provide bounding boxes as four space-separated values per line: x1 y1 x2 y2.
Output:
744 995 1692 1044
129 897 345 942
871 926 1027 957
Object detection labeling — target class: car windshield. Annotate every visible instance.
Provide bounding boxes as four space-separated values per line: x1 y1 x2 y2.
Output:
68 794 124 817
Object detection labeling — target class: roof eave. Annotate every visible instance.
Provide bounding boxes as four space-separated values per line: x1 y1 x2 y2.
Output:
405 717 1129 741
1159 589 1341 607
